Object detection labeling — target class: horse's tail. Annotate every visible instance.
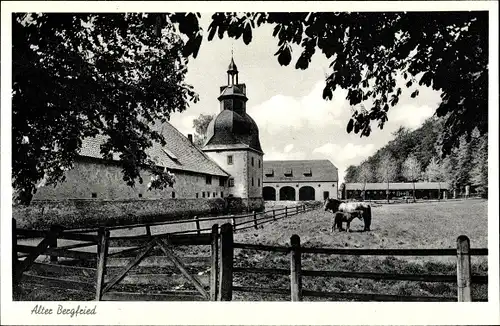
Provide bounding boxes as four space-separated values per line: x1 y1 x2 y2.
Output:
364 206 372 231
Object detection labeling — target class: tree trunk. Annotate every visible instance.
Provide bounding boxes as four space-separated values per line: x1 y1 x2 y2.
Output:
386 180 389 204
438 181 441 201
412 181 416 203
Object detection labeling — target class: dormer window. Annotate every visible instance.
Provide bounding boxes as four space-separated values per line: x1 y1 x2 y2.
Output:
303 167 312 176
264 168 274 177
162 148 178 161
284 168 292 177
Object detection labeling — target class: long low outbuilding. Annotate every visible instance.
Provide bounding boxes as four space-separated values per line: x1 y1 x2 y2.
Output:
343 182 451 200
263 160 339 201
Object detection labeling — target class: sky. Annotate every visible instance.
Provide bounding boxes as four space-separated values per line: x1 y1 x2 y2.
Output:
168 14 443 184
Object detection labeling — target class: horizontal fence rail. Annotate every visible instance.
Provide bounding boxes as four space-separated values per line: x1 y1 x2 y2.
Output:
216 223 488 302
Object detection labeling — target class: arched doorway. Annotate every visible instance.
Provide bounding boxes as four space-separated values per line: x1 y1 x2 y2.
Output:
299 186 315 201
279 186 296 201
263 186 276 201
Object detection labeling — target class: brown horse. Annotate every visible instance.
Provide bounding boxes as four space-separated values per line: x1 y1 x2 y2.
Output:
324 198 372 231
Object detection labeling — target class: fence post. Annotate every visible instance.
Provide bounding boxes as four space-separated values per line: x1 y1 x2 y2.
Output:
195 216 201 235
95 227 110 301
456 235 472 302
210 224 219 301
218 223 233 301
253 211 258 230
49 225 59 263
231 217 237 232
272 209 276 221
296 205 299 214
145 225 151 237
290 234 302 301
303 204 306 212
285 206 288 218
12 219 17 283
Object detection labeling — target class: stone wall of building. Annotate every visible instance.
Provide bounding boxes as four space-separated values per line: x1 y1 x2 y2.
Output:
33 159 227 201
263 181 338 201
204 150 249 198
247 151 263 199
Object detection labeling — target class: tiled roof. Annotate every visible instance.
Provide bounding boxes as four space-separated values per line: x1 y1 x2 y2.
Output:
263 160 338 182
79 122 229 177
345 182 450 191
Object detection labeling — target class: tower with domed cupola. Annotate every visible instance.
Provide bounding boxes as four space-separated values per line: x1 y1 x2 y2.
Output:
202 57 264 208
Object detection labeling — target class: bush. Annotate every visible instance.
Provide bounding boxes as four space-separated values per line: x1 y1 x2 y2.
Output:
207 197 226 215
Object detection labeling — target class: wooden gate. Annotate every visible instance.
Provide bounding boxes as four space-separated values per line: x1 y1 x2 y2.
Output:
14 219 219 301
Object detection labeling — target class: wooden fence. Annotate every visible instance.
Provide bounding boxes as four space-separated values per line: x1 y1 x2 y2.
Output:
217 223 488 302
13 219 219 301
13 204 315 301
63 203 317 236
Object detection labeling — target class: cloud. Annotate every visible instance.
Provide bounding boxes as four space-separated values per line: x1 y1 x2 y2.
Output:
313 143 375 163
264 146 306 161
283 144 294 153
169 114 197 137
248 81 348 135
390 104 436 129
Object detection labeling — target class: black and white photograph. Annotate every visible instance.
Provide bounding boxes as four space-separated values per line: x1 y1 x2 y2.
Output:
1 1 499 325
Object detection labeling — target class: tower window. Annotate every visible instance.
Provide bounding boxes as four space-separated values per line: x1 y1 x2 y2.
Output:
206 175 212 185
227 155 233 165
258 178 260 187
228 178 235 187
251 157 254 166
172 192 176 199
196 193 199 198
258 160 261 168
138 193 143 198
91 192 97 198
252 177 254 187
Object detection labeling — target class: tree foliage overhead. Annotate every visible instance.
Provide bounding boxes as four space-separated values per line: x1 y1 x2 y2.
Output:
13 13 202 204
202 11 488 156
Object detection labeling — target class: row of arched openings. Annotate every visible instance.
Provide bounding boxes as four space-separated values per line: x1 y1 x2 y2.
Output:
263 186 315 201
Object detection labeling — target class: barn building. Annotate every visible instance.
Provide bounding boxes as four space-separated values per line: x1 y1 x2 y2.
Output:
262 160 339 201
342 182 450 200
31 57 264 212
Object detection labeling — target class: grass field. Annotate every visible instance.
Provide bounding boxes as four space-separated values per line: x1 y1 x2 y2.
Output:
231 199 488 301
15 199 489 301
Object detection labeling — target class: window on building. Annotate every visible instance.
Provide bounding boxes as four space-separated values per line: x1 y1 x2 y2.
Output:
172 192 176 199
227 155 233 165
206 175 212 185
265 168 274 177
284 168 292 176
207 192 210 198
196 193 199 198
138 193 143 198
258 160 261 168
258 178 260 187
228 178 235 187
252 177 254 187
303 167 312 176
219 177 225 187
251 157 254 166
213 192 216 197
202 192 206 198
221 192 224 197
91 192 97 198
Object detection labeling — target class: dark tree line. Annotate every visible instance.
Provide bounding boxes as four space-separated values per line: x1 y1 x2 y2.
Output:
344 117 488 198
